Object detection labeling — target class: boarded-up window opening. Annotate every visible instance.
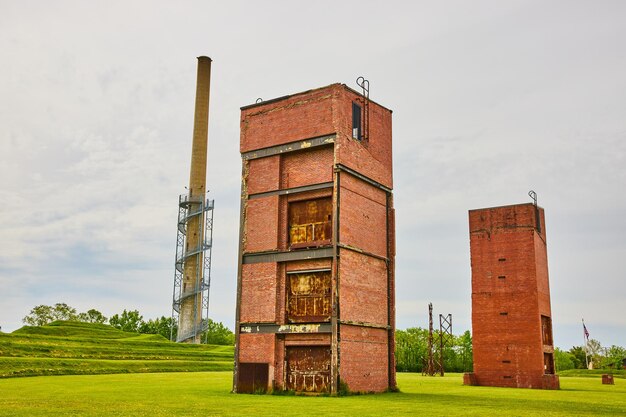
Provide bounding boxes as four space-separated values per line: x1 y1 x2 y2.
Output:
287 270 331 323
286 346 331 393
237 363 269 393
541 315 553 345
544 352 555 374
288 198 332 249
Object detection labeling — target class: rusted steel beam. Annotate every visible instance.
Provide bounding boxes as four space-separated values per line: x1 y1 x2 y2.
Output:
334 163 392 193
248 182 333 200
232 158 248 393
337 243 388 262
337 320 391 330
330 168 341 394
241 134 335 161
239 323 332 334
242 247 333 264
386 192 397 389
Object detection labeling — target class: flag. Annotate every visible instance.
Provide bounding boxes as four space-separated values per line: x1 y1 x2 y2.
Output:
583 321 590 340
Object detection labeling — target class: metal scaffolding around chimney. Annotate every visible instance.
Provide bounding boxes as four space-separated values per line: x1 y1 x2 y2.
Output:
171 193 214 343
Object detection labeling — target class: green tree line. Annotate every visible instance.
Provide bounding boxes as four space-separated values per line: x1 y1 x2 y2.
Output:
21 303 234 345
395 327 473 373
555 341 626 371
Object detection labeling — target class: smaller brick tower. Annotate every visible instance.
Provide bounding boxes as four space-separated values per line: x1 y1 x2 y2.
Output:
467 202 559 389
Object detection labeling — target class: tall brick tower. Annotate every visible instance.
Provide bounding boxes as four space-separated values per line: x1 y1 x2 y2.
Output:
467 202 559 389
233 83 395 394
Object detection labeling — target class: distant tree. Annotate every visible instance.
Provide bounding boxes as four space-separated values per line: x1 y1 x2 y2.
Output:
23 305 54 326
395 327 473 373
77 309 107 324
50 303 78 321
568 346 587 369
140 316 175 339
586 339 603 368
554 348 575 371
395 327 429 372
457 330 473 372
600 345 626 369
201 319 235 345
23 303 78 326
109 310 143 332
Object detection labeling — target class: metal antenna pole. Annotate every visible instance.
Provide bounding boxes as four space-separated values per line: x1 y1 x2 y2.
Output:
426 303 435 376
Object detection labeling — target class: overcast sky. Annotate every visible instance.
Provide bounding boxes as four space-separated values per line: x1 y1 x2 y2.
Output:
1 1 624 350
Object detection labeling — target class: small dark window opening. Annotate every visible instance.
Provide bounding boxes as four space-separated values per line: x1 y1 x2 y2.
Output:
352 102 362 140
498 275 506 279
544 352 555 374
502 360 511 364
498 258 506 262
500 312 508 316
541 315 553 345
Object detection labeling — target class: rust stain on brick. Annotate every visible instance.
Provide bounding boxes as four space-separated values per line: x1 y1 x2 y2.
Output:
286 346 331 393
288 198 332 248
287 271 331 323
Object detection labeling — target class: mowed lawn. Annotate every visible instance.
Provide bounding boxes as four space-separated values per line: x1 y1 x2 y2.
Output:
1 372 624 416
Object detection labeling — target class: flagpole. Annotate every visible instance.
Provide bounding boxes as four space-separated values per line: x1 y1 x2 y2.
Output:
582 318 589 369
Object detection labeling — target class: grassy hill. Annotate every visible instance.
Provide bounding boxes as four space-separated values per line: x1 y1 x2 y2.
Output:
0 321 233 378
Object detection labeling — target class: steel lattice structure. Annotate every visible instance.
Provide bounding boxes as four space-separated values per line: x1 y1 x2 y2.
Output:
171 193 214 343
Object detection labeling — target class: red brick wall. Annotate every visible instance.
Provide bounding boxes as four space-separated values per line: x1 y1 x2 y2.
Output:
244 196 278 252
239 333 275 363
247 156 280 195
240 263 278 323
280 146 333 189
340 325 389 392
333 88 393 188
240 86 337 153
535 209 553 317
339 174 387 257
469 203 557 389
339 249 388 325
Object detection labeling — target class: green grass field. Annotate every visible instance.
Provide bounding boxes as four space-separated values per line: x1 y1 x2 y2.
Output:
0 372 624 416
1 322 624 416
